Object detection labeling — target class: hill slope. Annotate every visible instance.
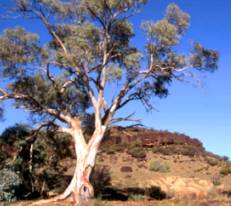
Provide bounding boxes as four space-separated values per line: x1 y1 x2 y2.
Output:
1 126 231 205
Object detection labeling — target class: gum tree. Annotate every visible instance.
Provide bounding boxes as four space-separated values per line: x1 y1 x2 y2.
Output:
0 0 218 205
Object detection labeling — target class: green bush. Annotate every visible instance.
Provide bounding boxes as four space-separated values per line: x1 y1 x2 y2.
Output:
101 143 126 155
152 145 198 157
129 194 145 201
0 125 73 200
177 145 197 156
94 201 108 206
0 124 30 145
152 147 173 155
206 157 219 167
0 168 22 203
149 160 170 173
220 166 231 176
127 147 146 159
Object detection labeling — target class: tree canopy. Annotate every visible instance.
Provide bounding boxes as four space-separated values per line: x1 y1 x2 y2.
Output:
0 1 218 130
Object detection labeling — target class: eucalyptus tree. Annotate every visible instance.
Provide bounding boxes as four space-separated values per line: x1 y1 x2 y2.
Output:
0 0 218 205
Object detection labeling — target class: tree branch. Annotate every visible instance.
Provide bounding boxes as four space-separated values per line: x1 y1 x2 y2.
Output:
0 89 74 125
111 112 141 125
0 88 8 101
31 8 68 55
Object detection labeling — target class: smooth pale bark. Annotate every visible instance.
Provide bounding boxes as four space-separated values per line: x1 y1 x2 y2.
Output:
57 125 106 205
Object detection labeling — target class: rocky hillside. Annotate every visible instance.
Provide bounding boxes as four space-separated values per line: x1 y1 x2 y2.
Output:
0 125 231 205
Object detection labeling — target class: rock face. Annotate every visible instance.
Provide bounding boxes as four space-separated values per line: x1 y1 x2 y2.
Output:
142 176 213 199
0 168 22 202
105 127 205 153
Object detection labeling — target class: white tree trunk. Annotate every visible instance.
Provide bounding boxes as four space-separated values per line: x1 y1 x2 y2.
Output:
58 126 106 206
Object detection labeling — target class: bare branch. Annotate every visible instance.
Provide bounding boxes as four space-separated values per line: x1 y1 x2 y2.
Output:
46 63 57 87
41 63 74 94
60 80 73 93
111 112 141 125
81 63 98 108
102 97 108 112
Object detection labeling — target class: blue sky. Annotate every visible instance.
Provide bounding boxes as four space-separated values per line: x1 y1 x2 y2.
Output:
0 0 231 158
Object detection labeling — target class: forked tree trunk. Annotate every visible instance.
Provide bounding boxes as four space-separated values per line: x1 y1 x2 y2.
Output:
58 126 106 206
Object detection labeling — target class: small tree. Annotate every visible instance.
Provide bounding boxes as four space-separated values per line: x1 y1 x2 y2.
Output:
0 1 218 205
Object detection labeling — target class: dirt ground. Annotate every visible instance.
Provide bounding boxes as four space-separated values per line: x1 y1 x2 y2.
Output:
7 199 231 206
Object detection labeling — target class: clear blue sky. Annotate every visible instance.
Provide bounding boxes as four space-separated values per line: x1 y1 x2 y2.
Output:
0 0 231 158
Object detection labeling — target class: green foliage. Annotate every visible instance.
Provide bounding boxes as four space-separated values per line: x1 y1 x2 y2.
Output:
0 0 218 127
190 43 219 71
127 147 146 159
206 157 219 167
220 165 231 176
9 74 90 118
0 168 22 202
166 3 190 34
123 52 142 70
143 20 178 46
143 3 189 47
149 160 170 173
101 143 125 154
94 200 108 206
107 64 122 81
152 145 199 157
0 124 30 145
0 125 73 200
0 27 40 77
129 194 144 201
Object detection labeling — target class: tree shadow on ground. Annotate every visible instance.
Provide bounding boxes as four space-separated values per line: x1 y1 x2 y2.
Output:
98 186 166 201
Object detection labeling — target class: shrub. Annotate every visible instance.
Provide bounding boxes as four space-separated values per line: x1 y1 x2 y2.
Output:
127 147 146 159
152 145 198 157
198 202 210 206
0 168 22 202
0 126 73 200
220 166 231 176
178 145 197 156
206 157 219 166
0 124 30 145
94 201 108 206
101 144 125 154
152 146 172 155
149 160 170 173
129 194 144 201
